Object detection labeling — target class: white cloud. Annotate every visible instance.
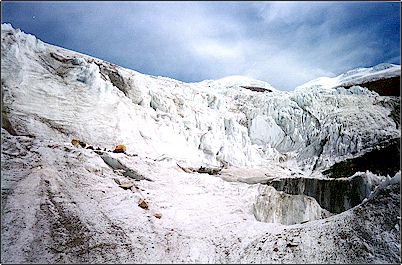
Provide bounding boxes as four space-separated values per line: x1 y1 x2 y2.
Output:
192 40 243 60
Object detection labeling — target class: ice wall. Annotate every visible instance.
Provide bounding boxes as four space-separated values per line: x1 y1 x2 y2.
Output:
252 185 331 225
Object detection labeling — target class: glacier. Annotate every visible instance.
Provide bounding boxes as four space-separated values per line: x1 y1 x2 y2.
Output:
1 23 400 263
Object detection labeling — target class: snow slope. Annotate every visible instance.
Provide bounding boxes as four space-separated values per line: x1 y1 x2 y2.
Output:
1 23 400 263
1 128 400 263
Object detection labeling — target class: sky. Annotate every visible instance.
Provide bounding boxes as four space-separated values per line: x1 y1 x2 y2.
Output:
1 1 400 91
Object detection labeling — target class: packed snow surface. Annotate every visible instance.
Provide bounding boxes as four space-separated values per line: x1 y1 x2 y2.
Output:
1 23 400 263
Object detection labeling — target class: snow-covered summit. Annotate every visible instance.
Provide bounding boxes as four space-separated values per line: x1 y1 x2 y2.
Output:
197 75 278 92
296 63 400 91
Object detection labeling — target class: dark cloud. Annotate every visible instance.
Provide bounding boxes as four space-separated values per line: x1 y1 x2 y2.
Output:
2 2 400 90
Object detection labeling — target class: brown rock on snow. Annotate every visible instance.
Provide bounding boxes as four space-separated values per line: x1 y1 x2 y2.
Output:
138 199 148 209
71 139 80 147
153 213 162 219
113 144 126 153
71 138 86 148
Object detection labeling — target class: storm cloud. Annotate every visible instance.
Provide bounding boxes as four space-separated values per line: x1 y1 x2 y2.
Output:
2 1 400 90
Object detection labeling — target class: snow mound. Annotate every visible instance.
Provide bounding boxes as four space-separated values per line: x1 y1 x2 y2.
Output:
213 75 277 90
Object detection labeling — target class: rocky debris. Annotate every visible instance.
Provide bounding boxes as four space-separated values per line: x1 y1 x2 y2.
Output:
125 152 139 157
153 213 162 219
176 162 223 175
197 166 223 175
71 139 86 148
50 52 73 64
240 86 273 93
138 199 148 210
286 242 298 248
87 145 109 155
113 144 126 153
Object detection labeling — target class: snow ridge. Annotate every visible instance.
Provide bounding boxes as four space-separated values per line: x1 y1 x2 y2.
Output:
295 63 400 91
